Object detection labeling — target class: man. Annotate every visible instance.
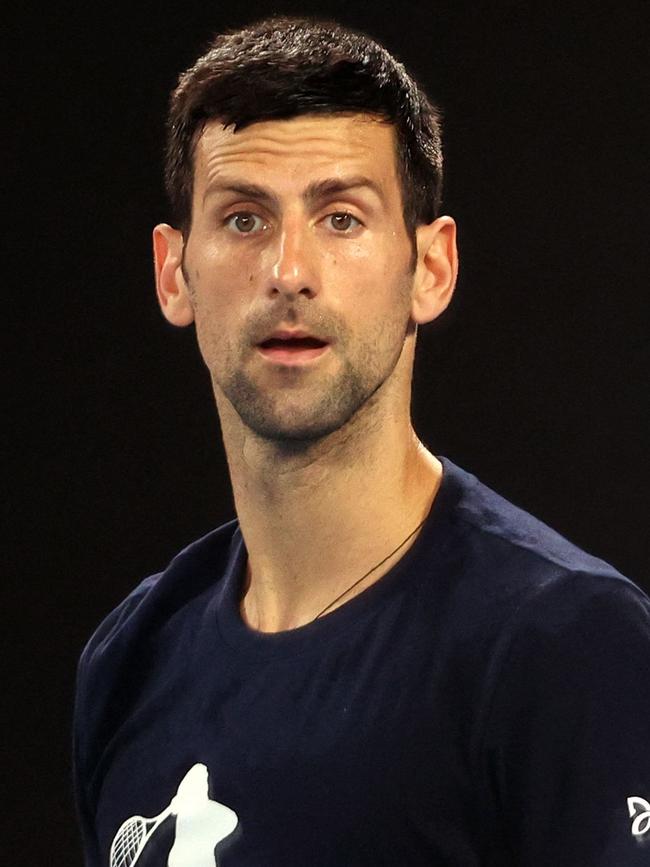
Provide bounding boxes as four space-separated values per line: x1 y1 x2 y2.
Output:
74 17 650 866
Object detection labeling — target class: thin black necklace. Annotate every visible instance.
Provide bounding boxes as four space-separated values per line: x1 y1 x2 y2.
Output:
312 516 427 621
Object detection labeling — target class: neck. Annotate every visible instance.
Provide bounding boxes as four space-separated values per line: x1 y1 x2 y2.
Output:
216 379 442 633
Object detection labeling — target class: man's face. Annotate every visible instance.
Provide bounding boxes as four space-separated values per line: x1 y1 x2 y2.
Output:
179 114 419 443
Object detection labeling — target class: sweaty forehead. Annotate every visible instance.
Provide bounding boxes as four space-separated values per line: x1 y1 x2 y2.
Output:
194 114 401 193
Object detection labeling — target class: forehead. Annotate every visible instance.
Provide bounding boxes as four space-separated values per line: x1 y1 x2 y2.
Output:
193 114 401 197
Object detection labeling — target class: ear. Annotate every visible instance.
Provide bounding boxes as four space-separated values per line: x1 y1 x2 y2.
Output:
411 216 458 325
152 223 195 326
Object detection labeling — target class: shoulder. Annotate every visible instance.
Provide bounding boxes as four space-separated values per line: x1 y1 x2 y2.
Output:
73 518 241 833
438 458 650 719
76 518 240 686
440 456 621 576
432 457 645 607
410 459 650 678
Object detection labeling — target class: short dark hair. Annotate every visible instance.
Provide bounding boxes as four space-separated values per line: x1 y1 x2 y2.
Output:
165 16 444 235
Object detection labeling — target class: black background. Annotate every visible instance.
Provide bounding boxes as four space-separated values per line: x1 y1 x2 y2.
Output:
5 1 649 863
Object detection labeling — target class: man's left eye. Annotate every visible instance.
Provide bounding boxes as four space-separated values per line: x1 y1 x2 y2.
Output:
327 212 361 232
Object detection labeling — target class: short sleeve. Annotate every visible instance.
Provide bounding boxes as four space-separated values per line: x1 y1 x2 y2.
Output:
482 574 650 865
73 649 102 867
73 577 158 867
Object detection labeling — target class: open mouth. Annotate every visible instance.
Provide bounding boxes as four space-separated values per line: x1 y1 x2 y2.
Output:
257 335 330 364
259 336 327 351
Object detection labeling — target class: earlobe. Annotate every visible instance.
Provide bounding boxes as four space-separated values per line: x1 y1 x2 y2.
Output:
152 223 195 327
411 216 458 325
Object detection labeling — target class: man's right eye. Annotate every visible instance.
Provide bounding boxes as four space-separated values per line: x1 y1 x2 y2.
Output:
224 212 267 234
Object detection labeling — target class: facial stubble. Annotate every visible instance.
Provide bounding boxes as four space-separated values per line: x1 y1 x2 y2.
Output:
187 270 415 448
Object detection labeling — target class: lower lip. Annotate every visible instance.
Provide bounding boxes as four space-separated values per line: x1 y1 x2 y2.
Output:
256 344 330 366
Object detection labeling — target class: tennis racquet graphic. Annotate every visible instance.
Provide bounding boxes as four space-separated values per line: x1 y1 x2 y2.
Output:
110 800 176 867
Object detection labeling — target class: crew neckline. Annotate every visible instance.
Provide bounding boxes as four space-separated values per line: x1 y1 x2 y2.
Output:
214 456 465 658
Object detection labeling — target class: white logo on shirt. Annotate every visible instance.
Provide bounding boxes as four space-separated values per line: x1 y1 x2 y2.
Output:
110 763 239 867
627 796 650 837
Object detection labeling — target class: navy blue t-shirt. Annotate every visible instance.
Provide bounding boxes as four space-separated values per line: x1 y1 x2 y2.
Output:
74 458 650 866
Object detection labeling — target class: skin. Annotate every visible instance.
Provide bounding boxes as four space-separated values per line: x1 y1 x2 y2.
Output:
153 113 458 632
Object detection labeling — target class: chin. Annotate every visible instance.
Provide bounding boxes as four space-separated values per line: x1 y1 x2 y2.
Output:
220 360 389 447
240 409 354 446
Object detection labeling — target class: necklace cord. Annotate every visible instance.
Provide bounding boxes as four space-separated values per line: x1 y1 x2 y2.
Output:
313 516 427 621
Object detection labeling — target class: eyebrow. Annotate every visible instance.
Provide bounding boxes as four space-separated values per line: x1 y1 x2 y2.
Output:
202 176 385 208
304 176 385 205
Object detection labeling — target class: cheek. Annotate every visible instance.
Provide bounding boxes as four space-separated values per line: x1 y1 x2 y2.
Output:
192 289 236 361
322 244 376 299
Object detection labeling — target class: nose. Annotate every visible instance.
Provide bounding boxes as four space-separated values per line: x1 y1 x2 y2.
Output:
266 216 318 300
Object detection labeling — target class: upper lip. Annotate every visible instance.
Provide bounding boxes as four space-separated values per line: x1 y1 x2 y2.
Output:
257 328 330 346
